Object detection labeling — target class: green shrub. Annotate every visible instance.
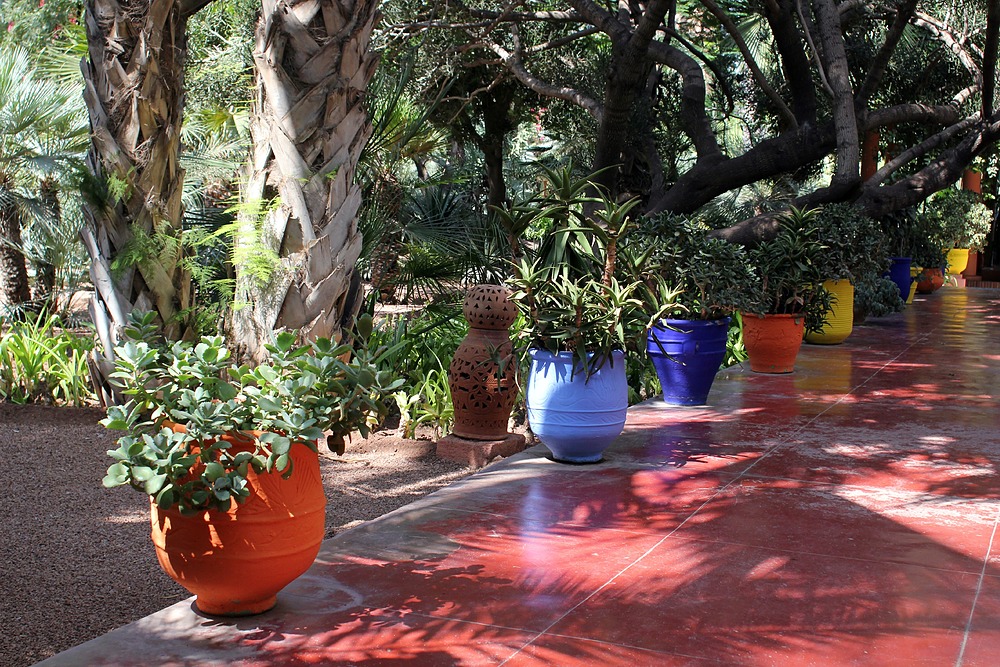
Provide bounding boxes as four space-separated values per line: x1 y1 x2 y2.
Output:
0 313 95 406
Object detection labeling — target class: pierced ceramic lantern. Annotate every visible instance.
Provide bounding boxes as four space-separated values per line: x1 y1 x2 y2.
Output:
448 285 518 440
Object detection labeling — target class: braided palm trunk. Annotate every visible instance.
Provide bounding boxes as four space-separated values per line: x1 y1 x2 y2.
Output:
80 0 195 404
229 0 379 361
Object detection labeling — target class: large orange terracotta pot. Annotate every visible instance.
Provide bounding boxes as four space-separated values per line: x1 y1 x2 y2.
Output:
741 313 806 374
150 433 326 616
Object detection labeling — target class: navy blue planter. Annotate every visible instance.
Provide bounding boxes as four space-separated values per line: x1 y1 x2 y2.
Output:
887 257 912 301
647 317 731 406
526 350 627 463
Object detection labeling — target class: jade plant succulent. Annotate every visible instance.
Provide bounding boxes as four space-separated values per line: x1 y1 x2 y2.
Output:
811 203 889 283
625 213 753 321
101 312 402 514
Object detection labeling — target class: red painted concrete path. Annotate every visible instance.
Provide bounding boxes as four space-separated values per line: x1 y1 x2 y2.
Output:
40 288 1000 666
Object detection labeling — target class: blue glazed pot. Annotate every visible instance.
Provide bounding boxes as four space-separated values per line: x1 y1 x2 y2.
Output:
526 349 627 463
887 257 912 301
647 317 731 405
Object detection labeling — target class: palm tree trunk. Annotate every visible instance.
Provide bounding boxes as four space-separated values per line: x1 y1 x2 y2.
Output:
33 177 60 309
0 174 32 312
80 0 195 404
228 0 379 361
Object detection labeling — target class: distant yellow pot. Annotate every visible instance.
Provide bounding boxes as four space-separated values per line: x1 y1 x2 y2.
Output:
907 267 919 303
805 279 854 345
946 248 970 275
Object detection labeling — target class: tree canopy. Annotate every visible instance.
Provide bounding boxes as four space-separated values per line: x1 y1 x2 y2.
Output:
393 0 999 241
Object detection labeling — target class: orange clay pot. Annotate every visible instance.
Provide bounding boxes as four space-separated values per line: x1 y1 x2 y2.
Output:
741 313 806 374
150 432 326 616
915 267 944 294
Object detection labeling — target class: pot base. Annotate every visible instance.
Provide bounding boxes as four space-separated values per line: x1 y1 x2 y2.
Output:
550 451 605 464
195 594 277 617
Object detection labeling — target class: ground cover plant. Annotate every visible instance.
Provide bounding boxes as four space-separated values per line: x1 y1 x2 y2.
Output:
0 312 93 405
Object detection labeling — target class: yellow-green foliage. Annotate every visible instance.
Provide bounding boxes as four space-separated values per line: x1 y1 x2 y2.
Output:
0 314 95 406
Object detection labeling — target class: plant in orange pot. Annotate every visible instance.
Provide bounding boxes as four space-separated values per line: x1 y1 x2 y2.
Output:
738 208 830 373
101 312 400 616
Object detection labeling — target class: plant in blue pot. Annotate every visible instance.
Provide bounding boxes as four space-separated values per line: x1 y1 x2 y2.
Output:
624 214 752 405
504 167 653 463
880 207 919 302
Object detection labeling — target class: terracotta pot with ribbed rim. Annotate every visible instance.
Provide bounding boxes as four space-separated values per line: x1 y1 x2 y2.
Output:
741 313 806 374
150 431 326 616
805 279 854 345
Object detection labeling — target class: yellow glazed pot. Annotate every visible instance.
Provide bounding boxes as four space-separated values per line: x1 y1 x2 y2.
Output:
907 267 919 303
805 279 854 345
946 248 970 275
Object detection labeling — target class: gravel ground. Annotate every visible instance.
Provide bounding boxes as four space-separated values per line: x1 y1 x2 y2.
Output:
0 403 476 667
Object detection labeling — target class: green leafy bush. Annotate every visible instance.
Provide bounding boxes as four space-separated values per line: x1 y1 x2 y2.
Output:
101 312 402 514
739 208 831 328
366 306 486 437
926 189 992 251
812 204 889 282
0 313 94 406
854 275 905 319
625 214 752 320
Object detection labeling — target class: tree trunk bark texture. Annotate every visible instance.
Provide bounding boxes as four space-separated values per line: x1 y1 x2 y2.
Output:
0 173 32 311
81 0 192 404
33 177 61 307
229 0 379 362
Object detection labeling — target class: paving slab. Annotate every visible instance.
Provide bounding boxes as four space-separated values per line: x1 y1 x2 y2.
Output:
38 288 1000 666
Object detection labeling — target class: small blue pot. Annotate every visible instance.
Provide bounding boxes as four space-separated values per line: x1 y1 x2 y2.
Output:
526 349 627 463
886 257 912 301
647 318 730 406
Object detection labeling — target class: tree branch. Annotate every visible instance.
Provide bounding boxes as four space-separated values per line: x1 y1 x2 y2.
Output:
631 0 673 50
487 30 604 121
856 117 1000 218
525 27 601 55
178 0 216 18
465 8 582 22
662 26 735 111
813 0 859 186
699 0 796 128
866 103 962 128
983 0 1000 118
763 0 818 124
796 0 834 97
568 0 630 42
865 116 979 187
914 12 983 84
647 41 723 161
